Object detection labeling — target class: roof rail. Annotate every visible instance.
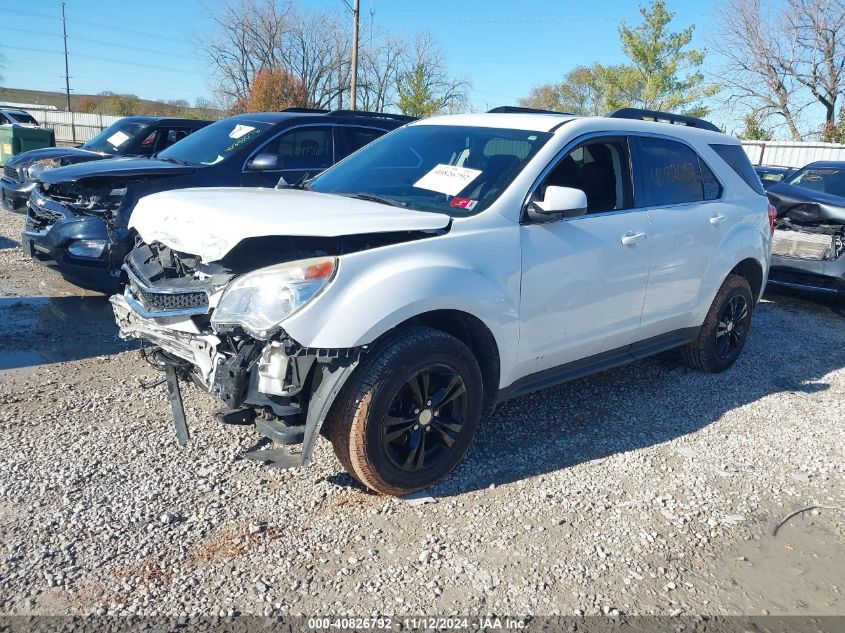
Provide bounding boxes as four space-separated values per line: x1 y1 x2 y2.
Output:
608 107 720 133
280 107 329 113
327 109 416 122
488 106 575 116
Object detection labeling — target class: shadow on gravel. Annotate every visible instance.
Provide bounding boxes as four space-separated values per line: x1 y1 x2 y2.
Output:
764 286 845 317
0 236 19 250
410 297 845 498
0 295 130 370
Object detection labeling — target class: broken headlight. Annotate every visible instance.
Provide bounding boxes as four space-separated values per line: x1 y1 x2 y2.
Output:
25 159 60 181
211 256 336 339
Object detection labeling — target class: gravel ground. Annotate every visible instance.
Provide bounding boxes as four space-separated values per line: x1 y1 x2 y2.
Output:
0 209 843 618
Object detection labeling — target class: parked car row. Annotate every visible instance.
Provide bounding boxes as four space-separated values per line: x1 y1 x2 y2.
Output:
2 106 782 495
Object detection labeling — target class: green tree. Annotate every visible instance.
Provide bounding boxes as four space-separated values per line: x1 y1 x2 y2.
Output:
519 65 605 115
604 0 715 116
821 106 845 144
740 114 772 141
397 64 441 118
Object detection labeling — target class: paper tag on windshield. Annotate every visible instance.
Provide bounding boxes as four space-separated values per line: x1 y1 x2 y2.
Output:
229 124 255 139
107 131 130 147
414 164 482 196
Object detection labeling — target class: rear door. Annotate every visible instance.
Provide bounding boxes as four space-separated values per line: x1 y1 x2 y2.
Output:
337 126 389 161
517 135 652 376
632 135 728 339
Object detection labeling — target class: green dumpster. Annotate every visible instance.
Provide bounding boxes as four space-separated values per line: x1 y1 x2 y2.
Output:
0 125 56 166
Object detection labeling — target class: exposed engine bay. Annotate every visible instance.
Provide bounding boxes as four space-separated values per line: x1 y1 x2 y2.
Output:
772 217 845 261
114 229 440 426
40 179 127 219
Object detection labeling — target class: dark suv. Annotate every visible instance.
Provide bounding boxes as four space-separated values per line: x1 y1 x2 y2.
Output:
23 109 412 292
2 116 209 212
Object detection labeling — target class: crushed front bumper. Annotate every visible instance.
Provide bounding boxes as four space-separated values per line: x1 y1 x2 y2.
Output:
23 189 121 293
769 253 845 296
111 291 361 468
0 176 36 213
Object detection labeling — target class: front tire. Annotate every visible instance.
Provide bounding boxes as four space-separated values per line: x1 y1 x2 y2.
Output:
325 326 483 496
683 274 754 373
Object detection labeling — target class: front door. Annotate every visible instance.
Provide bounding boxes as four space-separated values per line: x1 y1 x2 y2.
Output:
517 136 651 377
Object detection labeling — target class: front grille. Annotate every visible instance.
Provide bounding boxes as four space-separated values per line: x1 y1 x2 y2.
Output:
3 165 19 181
26 205 63 232
139 289 209 312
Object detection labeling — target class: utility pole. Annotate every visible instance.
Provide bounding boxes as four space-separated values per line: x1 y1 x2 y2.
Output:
61 2 71 111
61 1 76 143
350 0 359 110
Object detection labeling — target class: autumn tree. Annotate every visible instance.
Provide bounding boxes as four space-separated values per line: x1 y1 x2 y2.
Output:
75 96 99 113
96 92 142 116
233 67 307 113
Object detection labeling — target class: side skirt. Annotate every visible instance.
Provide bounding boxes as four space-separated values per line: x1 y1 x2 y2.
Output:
496 327 699 404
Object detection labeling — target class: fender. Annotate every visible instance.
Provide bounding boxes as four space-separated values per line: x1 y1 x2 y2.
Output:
282 223 522 387
693 205 770 325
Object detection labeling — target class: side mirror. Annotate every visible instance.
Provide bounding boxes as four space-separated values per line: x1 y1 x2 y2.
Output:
533 186 588 218
247 152 283 171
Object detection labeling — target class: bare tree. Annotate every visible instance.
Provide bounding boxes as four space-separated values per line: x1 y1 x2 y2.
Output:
711 0 807 139
357 31 407 112
778 0 845 129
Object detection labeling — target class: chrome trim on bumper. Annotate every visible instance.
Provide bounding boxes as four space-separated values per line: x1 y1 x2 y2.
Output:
123 265 212 319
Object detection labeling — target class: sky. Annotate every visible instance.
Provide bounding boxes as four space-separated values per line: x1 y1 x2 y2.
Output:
0 0 720 111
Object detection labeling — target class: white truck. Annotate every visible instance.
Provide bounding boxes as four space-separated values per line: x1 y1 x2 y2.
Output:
112 107 773 496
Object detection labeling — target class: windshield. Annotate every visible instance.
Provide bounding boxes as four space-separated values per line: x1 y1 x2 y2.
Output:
308 124 552 215
786 165 845 198
83 120 148 154
11 112 38 125
157 118 273 166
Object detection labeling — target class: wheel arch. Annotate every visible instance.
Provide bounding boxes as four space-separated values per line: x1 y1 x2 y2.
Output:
385 309 501 414
730 257 765 302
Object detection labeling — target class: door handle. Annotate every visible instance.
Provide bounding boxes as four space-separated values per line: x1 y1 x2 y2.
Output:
621 231 647 246
709 214 727 226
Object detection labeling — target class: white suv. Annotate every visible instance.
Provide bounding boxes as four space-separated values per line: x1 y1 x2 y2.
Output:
111 107 772 496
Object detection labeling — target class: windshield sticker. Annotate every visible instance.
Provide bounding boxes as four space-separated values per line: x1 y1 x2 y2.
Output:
107 131 130 147
449 197 477 210
414 164 482 196
229 124 256 139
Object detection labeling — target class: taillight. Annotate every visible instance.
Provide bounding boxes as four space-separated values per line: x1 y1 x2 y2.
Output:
767 204 777 236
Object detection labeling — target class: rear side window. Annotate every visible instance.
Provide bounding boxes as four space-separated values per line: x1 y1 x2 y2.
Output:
710 143 765 195
700 159 722 200
345 127 387 153
637 137 705 206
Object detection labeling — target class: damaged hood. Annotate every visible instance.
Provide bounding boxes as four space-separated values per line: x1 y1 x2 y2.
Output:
5 146 107 169
767 182 845 223
129 187 452 262
39 157 195 185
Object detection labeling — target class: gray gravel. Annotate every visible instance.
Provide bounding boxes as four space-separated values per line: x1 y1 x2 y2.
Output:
0 209 843 617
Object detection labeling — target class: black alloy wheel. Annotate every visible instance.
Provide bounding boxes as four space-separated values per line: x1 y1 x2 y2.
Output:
715 295 749 361
381 364 468 473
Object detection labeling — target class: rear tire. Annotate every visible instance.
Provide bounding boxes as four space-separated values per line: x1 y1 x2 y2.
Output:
683 274 754 373
325 326 483 496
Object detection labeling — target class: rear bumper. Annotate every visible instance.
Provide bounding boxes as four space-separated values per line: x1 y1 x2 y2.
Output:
0 178 36 213
768 253 845 296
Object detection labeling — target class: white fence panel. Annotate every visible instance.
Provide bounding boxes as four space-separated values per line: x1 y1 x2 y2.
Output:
25 108 125 145
741 140 845 168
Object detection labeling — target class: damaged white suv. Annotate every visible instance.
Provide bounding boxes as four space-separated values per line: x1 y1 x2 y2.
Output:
111 107 772 496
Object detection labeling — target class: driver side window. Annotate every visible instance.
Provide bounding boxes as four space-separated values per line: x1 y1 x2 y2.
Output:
541 138 633 214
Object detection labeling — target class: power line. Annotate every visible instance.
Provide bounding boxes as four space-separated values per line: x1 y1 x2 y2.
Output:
1 45 197 76
11 26 196 60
